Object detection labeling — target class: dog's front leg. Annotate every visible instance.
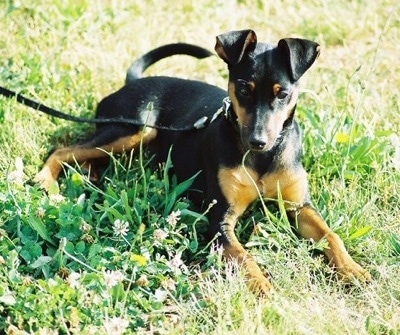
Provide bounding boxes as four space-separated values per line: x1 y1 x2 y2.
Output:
211 166 272 294
219 207 273 294
288 204 372 282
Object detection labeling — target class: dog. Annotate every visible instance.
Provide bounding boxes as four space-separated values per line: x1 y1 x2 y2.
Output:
35 29 371 294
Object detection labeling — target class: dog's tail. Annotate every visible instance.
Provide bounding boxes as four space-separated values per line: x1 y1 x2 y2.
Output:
125 43 213 83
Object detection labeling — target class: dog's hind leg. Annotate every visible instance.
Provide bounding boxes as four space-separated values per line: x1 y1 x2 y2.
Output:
34 127 157 190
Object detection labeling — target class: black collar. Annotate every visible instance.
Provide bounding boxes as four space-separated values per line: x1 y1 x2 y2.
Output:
193 97 235 129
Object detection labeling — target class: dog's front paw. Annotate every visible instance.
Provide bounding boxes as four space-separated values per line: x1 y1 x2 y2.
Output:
336 257 372 282
242 256 273 295
246 270 273 296
223 244 273 295
34 166 56 191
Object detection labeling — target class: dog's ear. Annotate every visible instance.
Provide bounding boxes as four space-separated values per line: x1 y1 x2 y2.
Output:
215 29 257 65
278 38 320 81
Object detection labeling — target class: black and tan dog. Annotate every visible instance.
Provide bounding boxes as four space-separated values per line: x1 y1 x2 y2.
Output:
35 29 371 294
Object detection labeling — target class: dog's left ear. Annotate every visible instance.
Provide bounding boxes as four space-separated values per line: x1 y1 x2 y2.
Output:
215 29 257 65
278 38 320 81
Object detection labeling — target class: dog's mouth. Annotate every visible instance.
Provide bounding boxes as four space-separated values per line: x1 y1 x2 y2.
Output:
249 145 269 152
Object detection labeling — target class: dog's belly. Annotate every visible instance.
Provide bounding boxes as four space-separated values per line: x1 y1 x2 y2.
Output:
148 129 208 202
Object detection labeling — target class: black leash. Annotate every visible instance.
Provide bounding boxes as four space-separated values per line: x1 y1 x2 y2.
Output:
0 86 232 131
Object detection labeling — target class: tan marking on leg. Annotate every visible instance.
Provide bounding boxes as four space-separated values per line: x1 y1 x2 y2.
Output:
218 166 260 245
35 129 157 189
224 242 272 294
291 206 371 281
228 82 251 129
261 167 370 281
218 166 272 294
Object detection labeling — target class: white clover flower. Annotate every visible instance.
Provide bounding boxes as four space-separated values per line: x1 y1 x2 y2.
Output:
103 316 130 335
66 272 81 289
49 193 65 205
161 277 176 291
166 209 181 226
7 157 26 186
154 228 168 241
154 288 168 303
103 270 125 288
35 207 46 218
168 253 186 274
80 220 92 233
113 219 130 237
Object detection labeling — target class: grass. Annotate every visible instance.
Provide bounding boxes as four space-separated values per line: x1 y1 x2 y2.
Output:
1 0 400 334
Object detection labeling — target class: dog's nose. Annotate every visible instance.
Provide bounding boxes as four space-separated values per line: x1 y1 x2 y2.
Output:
249 139 267 150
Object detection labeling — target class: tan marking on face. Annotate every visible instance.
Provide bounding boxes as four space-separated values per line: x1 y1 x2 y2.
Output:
247 81 256 92
267 88 299 140
273 83 282 96
228 81 250 128
286 89 299 116
35 129 157 189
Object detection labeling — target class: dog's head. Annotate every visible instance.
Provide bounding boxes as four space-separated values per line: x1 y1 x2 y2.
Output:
215 29 320 152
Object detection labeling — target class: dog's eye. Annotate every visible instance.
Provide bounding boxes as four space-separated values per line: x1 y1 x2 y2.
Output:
277 90 289 100
239 87 250 96
237 80 251 97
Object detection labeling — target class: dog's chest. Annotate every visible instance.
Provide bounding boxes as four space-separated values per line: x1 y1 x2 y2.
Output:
217 163 306 211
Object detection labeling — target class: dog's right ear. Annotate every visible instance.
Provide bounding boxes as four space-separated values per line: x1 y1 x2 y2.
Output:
215 29 257 65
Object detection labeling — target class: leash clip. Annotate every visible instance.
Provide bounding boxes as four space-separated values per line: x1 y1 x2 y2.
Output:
193 97 232 129
221 97 231 119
